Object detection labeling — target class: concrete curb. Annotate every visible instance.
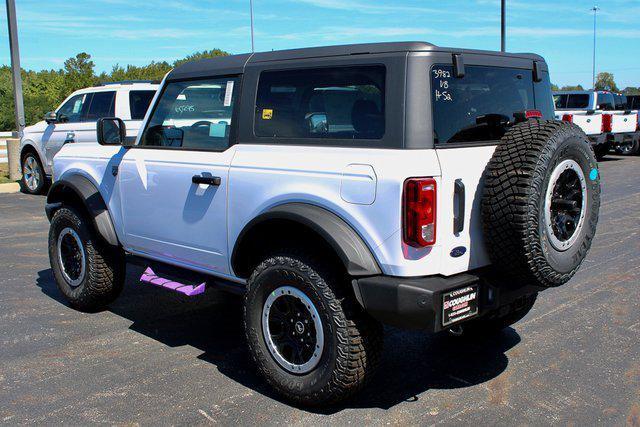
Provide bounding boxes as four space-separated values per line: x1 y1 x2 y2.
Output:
0 182 20 193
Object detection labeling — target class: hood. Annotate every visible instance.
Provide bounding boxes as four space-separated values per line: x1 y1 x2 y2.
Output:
23 120 49 135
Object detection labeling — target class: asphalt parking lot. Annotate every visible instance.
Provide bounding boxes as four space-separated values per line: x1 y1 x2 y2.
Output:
1 154 639 425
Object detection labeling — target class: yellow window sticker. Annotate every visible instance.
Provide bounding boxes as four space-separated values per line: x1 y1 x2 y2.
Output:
262 109 273 120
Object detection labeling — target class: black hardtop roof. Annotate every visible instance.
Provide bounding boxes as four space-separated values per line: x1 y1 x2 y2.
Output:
167 41 545 81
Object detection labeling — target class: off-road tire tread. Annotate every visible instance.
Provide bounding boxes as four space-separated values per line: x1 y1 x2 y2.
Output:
244 251 383 406
49 207 124 311
481 120 600 288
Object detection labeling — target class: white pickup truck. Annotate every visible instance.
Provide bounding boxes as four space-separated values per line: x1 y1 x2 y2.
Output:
611 93 639 155
554 90 639 158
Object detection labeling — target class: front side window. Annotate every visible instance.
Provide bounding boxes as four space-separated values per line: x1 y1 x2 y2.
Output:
57 93 89 123
140 77 238 150
129 90 156 120
255 66 385 141
84 91 116 122
431 65 536 145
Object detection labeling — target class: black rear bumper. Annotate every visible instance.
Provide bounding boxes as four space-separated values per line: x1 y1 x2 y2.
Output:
352 273 540 332
588 133 608 146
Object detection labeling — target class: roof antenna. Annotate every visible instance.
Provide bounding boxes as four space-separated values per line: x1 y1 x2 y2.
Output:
249 0 255 52
501 0 506 52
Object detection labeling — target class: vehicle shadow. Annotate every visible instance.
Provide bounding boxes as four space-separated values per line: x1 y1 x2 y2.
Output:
598 156 623 162
36 267 519 413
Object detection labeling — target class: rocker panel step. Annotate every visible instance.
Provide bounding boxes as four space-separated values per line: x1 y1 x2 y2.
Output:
126 254 247 296
140 267 206 296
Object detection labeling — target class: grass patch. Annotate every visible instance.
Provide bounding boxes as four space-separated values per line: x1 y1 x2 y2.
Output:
0 163 17 184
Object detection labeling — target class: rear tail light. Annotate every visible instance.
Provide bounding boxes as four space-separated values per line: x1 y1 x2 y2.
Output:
514 110 542 123
562 114 573 123
637 113 639 131
403 178 437 247
602 113 612 132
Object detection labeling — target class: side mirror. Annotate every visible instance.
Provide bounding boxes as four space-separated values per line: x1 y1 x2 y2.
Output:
44 111 57 124
97 117 127 146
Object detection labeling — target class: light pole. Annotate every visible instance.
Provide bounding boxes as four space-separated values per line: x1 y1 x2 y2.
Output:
591 6 599 90
5 0 25 136
249 0 255 52
501 0 506 52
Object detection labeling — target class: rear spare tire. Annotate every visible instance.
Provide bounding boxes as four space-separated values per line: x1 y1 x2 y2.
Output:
482 120 600 288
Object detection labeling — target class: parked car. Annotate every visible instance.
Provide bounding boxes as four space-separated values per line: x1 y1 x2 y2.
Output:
599 92 638 156
45 42 600 405
612 93 640 156
554 90 611 159
19 81 159 194
554 90 638 158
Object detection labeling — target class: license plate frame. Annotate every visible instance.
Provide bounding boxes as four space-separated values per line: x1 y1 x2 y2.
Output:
442 284 479 327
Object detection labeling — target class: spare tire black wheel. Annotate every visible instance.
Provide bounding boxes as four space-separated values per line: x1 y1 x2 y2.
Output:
482 120 600 288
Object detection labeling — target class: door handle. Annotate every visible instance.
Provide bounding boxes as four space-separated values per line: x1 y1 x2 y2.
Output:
64 131 75 143
192 175 221 186
453 179 465 234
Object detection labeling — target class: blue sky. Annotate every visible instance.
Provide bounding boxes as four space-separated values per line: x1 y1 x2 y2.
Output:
0 0 638 88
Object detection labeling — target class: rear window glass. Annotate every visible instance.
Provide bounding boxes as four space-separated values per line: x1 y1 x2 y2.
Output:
431 65 537 145
554 94 590 109
129 90 156 120
255 66 385 141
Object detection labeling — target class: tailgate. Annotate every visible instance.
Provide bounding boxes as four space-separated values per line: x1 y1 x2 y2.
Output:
571 113 602 136
611 112 638 133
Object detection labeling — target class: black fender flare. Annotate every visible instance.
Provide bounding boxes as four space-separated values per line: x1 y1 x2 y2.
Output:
46 175 119 247
231 203 381 278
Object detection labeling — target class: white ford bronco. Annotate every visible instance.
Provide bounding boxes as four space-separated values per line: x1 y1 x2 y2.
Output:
45 42 601 405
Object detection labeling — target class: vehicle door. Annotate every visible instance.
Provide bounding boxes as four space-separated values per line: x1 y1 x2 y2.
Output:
41 93 91 169
431 55 553 276
118 76 240 276
74 91 117 143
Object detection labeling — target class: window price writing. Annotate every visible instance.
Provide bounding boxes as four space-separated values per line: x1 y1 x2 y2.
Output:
432 68 453 102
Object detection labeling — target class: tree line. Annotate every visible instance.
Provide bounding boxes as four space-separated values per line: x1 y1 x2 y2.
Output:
0 49 228 131
552 71 639 95
0 51 638 131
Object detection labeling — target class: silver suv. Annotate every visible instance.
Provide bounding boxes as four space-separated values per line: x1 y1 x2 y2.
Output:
19 81 158 194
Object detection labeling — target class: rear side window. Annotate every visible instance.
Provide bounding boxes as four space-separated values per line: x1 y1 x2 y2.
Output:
84 91 116 122
613 94 628 110
129 90 156 120
628 96 640 109
597 93 615 110
255 66 385 141
431 65 536 145
554 94 590 109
